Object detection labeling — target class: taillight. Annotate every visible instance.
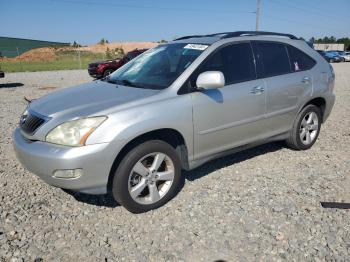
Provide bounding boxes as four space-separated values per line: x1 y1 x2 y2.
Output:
329 63 335 78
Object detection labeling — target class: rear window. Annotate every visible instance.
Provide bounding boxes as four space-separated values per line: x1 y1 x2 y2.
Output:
252 42 291 78
287 45 316 71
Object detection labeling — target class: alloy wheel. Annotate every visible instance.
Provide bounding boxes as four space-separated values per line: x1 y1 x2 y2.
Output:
128 152 175 205
299 112 319 145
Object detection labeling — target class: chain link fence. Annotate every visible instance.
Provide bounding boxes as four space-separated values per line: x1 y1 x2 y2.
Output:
0 46 125 72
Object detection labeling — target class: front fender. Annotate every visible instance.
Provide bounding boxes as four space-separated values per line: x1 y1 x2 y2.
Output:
86 95 194 160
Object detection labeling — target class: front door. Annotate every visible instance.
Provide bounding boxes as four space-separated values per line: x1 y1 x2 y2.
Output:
190 42 268 160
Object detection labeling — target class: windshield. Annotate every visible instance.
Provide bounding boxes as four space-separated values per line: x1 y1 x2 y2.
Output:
108 43 207 89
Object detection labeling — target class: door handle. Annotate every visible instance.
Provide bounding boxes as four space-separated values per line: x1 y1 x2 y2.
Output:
301 76 311 84
250 86 265 94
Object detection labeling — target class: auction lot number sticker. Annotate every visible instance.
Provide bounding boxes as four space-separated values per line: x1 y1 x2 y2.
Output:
184 44 209 50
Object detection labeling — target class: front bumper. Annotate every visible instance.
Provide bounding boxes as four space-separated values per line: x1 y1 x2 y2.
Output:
13 128 113 194
88 68 101 78
331 57 342 62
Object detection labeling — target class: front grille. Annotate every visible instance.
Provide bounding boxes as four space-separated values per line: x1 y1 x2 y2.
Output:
20 112 46 135
89 63 99 68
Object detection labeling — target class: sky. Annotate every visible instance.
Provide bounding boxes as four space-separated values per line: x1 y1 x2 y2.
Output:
1 0 349 45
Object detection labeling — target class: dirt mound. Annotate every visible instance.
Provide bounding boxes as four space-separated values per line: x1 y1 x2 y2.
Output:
0 47 58 62
18 47 57 61
79 42 158 53
0 42 159 62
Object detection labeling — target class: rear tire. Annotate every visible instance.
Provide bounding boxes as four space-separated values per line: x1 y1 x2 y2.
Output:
286 105 322 150
112 140 183 213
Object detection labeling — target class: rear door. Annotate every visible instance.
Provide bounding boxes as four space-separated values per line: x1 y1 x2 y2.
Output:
252 41 314 134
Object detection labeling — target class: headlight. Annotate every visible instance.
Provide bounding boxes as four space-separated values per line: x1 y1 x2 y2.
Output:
46 116 107 146
20 109 28 125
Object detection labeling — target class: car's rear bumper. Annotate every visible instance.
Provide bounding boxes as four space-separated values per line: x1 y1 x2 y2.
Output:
324 94 335 122
13 128 113 194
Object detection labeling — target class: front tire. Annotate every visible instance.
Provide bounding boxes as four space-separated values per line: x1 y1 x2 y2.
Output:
112 140 182 213
102 69 114 78
286 105 322 150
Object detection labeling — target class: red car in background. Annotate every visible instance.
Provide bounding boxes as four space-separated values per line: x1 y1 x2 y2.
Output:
88 49 147 79
0 65 4 78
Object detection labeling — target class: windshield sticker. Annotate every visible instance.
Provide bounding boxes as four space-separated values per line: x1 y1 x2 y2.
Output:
184 44 208 51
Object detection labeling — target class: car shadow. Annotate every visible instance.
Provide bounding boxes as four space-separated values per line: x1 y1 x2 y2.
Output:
0 83 24 88
64 141 284 208
63 189 119 208
184 141 284 181
321 202 350 209
200 88 224 103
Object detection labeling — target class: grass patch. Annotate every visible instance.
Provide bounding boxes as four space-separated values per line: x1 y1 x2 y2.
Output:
0 51 107 72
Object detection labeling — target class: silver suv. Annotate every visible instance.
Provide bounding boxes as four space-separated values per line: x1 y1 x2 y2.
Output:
13 31 335 213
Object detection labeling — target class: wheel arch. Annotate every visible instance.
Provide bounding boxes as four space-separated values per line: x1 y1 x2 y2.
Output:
107 128 189 193
102 67 115 76
299 97 326 122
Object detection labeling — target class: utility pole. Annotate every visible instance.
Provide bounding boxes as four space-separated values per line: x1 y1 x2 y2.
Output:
16 47 23 71
77 49 82 69
256 0 260 31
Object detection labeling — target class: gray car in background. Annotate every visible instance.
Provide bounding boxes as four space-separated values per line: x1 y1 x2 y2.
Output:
13 31 335 213
335 51 350 62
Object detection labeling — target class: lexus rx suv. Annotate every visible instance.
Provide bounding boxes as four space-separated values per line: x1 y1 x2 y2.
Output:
13 31 335 213
88 49 147 79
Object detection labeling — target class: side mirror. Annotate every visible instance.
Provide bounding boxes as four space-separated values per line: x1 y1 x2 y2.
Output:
196 71 225 90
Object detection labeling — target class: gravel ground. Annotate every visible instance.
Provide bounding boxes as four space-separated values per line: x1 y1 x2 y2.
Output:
0 66 349 261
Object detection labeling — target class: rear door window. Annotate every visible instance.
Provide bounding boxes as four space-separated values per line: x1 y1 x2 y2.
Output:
252 42 291 78
287 45 316 71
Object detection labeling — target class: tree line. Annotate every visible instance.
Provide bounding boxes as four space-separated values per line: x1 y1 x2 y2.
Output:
309 36 350 51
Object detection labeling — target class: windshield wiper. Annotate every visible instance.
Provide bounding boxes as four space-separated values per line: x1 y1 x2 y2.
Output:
100 75 115 84
106 78 117 84
119 79 138 87
104 77 137 87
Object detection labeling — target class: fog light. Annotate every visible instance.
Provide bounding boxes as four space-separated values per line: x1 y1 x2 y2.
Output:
53 169 83 179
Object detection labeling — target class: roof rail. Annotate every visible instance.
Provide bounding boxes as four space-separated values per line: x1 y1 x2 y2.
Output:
173 31 298 41
173 33 224 41
173 35 205 41
221 31 298 39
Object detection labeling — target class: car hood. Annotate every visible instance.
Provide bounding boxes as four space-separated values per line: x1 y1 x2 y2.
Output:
90 59 119 65
326 53 338 58
30 80 160 117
